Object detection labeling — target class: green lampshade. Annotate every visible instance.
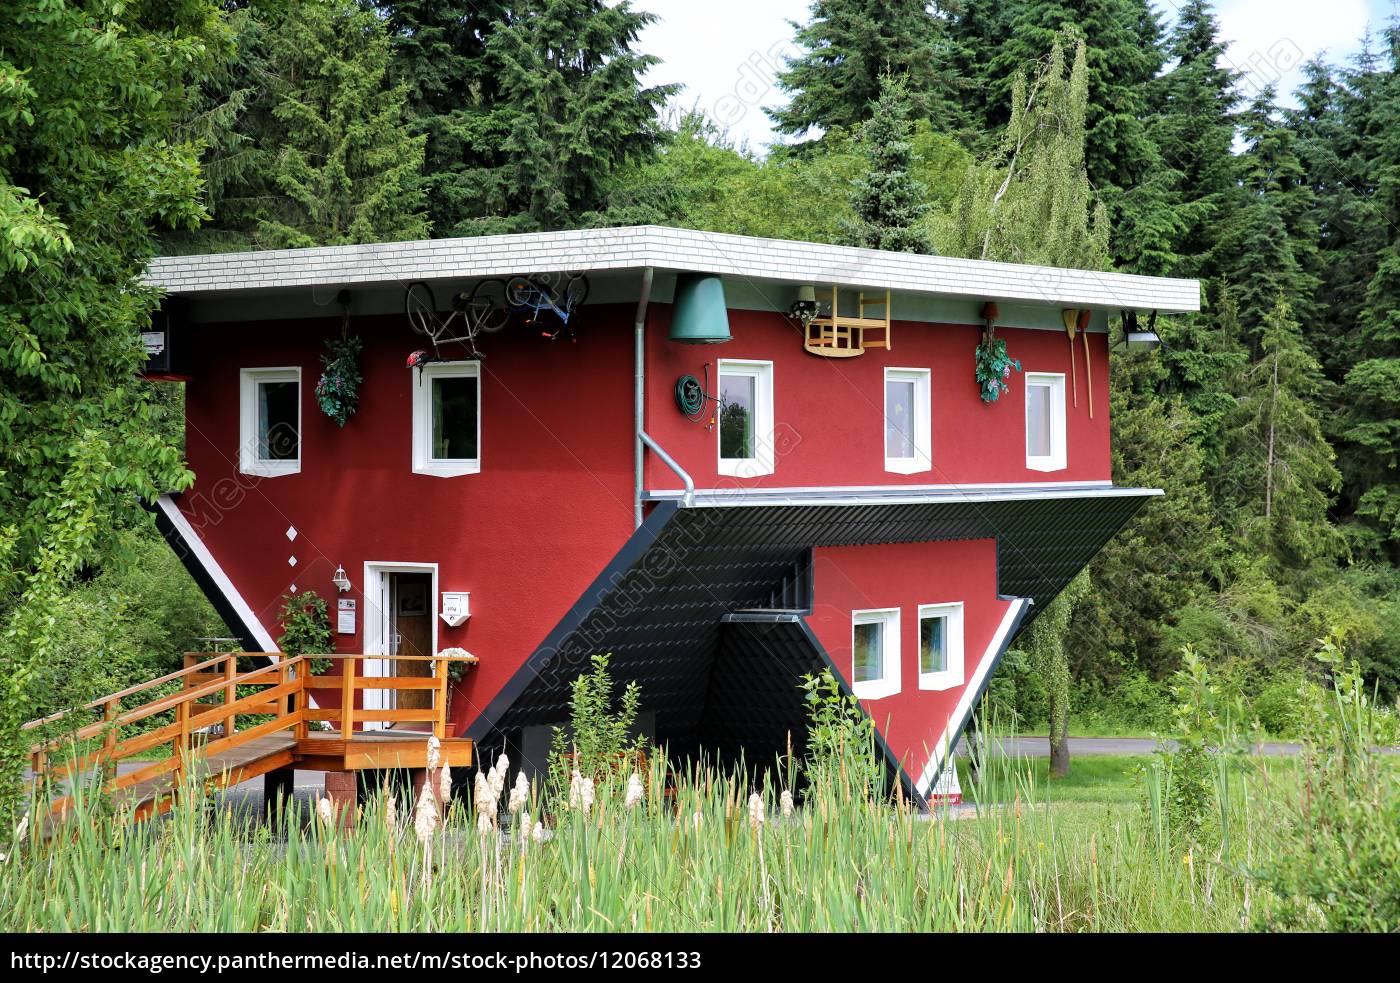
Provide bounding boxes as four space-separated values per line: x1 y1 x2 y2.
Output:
669 273 731 344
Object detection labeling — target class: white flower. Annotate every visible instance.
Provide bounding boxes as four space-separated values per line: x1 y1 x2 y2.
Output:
508 772 529 814
748 792 765 829
426 735 441 771
519 812 533 847
580 776 595 816
385 795 398 831
532 820 547 843
437 764 452 804
780 789 794 818
317 796 333 826
477 809 495 836
624 772 644 810
414 781 438 844
568 770 585 810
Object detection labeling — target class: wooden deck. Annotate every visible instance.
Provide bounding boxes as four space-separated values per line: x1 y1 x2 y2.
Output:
24 652 476 828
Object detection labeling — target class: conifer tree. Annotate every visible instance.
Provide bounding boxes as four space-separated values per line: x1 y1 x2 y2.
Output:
842 76 933 253
769 0 964 141
466 0 675 233
1223 297 1341 573
373 1 507 237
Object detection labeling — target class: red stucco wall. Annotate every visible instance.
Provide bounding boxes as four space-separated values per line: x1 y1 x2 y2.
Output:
177 306 638 733
805 538 1013 784
644 306 1111 490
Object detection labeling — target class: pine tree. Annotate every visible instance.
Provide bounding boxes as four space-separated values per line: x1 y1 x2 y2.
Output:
175 0 429 249
465 0 675 233
842 76 933 253
769 0 964 141
373 1 507 237
1222 298 1342 574
1147 0 1239 278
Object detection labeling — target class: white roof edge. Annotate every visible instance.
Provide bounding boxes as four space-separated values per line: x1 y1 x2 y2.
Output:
144 225 1201 313
644 484 1165 508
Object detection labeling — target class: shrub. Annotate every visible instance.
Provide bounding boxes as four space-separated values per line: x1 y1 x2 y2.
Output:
276 591 333 675
547 653 646 793
1254 638 1400 931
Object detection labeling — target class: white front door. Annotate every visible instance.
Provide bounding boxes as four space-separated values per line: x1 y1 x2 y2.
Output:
360 570 394 729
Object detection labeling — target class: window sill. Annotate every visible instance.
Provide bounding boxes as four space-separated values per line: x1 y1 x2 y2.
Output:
413 461 481 478
239 461 300 478
718 457 773 478
853 679 900 701
918 671 964 692
884 457 931 475
1026 456 1067 473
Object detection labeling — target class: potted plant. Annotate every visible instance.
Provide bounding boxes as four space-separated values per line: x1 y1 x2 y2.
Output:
316 336 362 426
975 335 1021 403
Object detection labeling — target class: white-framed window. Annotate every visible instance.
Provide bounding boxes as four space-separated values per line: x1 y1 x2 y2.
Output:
884 367 932 474
917 602 965 691
851 608 901 700
412 360 481 477
717 359 774 477
1025 372 1067 472
239 367 301 477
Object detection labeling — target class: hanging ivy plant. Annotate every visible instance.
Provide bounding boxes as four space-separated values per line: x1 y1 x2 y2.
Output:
975 336 1021 403
316 335 362 426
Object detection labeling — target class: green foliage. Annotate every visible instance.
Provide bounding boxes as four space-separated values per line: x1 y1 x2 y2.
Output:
1255 640 1400 931
0 0 226 820
547 653 646 792
1012 572 1092 775
315 336 362 428
800 669 883 797
842 76 933 253
276 591 333 675
973 336 1022 403
769 0 964 141
938 33 1111 271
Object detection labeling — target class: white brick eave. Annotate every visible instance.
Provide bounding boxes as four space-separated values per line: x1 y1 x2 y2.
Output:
144 225 1201 313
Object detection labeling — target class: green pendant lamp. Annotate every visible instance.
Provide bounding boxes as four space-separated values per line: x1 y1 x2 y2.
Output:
669 273 731 344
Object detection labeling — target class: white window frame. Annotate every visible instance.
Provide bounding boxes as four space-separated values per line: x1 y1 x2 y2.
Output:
716 358 774 477
239 367 301 477
850 607 901 701
883 367 932 474
917 602 965 691
412 360 481 478
1025 372 1067 472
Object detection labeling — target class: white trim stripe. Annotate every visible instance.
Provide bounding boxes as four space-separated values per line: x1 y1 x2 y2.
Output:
145 226 1200 313
644 484 1163 507
155 494 278 652
915 597 1030 797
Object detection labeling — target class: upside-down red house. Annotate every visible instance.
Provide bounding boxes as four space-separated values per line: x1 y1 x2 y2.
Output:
143 226 1198 803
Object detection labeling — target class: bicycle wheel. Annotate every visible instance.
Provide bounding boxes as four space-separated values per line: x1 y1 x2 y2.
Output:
404 281 438 337
564 273 590 313
505 276 537 309
468 278 511 334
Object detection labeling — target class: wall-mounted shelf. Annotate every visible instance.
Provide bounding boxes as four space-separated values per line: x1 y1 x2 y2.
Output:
803 285 892 358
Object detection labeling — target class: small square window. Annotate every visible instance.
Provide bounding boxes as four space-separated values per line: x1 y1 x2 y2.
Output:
918 602 964 691
1025 372 1066 472
413 361 481 477
884 367 931 474
239 367 301 477
851 608 900 700
717 359 774 477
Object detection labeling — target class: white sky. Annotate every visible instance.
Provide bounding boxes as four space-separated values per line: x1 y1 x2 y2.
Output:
637 0 1392 153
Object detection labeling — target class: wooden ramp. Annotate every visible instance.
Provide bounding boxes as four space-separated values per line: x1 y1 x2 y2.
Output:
24 652 476 828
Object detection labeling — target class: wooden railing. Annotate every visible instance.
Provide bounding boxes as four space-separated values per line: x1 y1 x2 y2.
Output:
23 651 477 816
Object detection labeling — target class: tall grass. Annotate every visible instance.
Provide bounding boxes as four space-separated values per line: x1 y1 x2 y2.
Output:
1 735 1298 932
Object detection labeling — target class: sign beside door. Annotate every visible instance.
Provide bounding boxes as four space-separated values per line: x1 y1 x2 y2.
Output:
336 598 356 635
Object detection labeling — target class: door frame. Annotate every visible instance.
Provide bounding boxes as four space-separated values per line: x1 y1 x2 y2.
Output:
362 561 439 722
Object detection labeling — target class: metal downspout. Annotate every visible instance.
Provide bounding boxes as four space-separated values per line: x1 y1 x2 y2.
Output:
634 266 654 528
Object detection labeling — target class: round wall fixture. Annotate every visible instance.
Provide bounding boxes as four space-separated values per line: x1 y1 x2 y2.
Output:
675 374 706 419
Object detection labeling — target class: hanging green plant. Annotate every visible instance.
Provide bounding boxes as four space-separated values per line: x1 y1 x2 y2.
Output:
975 336 1021 403
316 335 362 426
